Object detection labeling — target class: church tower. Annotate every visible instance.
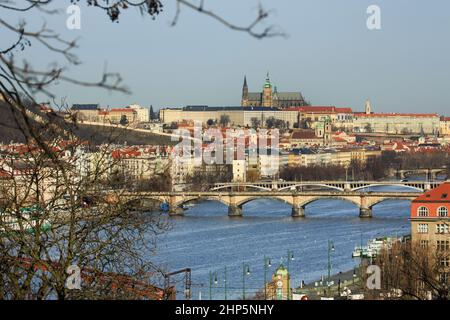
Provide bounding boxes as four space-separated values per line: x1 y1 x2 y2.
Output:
241 76 249 107
365 100 372 114
272 86 279 108
262 72 273 107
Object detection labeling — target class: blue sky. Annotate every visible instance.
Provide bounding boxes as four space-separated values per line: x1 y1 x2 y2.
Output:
5 0 450 114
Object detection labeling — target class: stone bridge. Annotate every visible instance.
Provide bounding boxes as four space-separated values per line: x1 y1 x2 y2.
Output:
396 168 447 180
210 180 441 192
116 191 420 219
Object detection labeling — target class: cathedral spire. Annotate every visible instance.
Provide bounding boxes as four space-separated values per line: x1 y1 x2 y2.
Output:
241 75 249 107
264 72 272 89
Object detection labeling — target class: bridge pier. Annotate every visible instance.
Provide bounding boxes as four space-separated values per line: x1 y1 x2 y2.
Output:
169 205 184 216
228 205 243 217
359 207 372 219
291 206 305 218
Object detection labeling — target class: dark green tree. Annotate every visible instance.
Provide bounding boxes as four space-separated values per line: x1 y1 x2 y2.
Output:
119 115 129 126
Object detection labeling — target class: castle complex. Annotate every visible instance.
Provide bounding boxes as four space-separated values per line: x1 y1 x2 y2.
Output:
241 74 308 108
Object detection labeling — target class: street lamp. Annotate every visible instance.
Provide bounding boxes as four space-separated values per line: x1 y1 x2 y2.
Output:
327 240 335 288
287 250 294 300
209 271 218 300
209 271 217 300
224 266 228 301
211 268 228 300
264 256 272 300
242 263 251 300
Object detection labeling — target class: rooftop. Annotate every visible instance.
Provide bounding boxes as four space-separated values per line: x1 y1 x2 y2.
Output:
355 113 439 118
71 104 99 111
413 182 450 202
291 130 319 140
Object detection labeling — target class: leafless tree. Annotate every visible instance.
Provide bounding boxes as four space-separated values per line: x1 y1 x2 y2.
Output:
367 241 450 300
0 0 282 299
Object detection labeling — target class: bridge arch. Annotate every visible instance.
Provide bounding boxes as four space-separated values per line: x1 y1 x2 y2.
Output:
366 197 415 209
123 196 166 210
211 185 272 192
351 184 424 192
236 196 294 207
298 196 361 209
277 184 344 192
173 196 230 208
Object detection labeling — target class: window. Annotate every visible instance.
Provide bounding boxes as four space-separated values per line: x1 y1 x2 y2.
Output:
420 240 429 249
418 223 428 234
436 224 449 234
437 240 450 251
437 206 448 217
439 257 450 268
417 206 429 217
439 273 449 285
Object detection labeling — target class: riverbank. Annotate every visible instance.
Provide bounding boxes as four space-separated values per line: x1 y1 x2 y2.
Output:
297 266 364 300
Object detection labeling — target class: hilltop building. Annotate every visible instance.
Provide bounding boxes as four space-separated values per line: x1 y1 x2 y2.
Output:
70 104 149 125
440 117 450 136
241 74 308 108
160 106 299 128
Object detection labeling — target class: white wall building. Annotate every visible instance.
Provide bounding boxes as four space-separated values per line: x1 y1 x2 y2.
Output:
232 159 246 182
128 104 150 123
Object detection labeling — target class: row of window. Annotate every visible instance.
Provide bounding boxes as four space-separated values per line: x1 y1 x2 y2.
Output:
419 240 450 251
417 206 449 217
417 223 450 234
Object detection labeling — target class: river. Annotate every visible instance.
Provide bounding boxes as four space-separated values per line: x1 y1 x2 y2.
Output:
150 183 438 300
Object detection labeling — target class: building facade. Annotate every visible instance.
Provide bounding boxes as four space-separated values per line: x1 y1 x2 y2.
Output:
411 182 450 284
353 113 440 134
160 106 299 128
440 117 450 136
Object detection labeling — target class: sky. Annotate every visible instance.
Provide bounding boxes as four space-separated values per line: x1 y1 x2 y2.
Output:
4 0 450 114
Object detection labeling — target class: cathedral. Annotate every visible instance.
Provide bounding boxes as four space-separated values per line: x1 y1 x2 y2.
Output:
241 73 308 108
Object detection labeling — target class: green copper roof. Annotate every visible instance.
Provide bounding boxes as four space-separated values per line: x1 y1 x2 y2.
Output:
264 72 272 89
275 264 288 276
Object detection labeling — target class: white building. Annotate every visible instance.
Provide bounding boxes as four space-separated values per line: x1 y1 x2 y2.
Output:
353 113 440 134
128 104 150 123
232 159 246 182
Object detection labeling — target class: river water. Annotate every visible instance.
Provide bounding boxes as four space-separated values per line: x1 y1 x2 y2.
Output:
151 183 436 300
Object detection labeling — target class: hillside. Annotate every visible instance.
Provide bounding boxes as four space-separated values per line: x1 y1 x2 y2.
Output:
0 102 174 146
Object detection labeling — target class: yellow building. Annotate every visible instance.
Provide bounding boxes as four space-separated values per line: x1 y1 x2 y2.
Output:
440 117 450 136
265 265 291 300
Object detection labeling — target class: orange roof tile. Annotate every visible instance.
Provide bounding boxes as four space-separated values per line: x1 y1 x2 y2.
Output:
413 182 450 202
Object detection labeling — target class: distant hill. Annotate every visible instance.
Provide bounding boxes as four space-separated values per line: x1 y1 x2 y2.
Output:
74 123 175 146
0 102 174 146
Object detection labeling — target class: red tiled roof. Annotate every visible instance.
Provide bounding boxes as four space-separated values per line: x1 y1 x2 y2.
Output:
286 106 336 113
112 148 142 159
413 182 450 202
0 169 11 178
286 106 353 114
291 130 319 139
335 107 353 113
356 113 439 118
